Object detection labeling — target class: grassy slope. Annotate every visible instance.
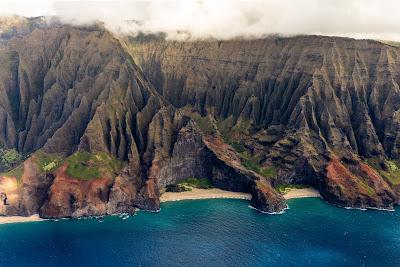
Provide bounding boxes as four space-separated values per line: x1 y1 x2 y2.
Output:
0 164 24 180
0 150 125 184
365 158 400 185
65 151 124 180
34 150 63 173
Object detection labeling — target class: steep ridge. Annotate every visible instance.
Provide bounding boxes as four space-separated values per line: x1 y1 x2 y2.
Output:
0 21 283 218
126 35 400 210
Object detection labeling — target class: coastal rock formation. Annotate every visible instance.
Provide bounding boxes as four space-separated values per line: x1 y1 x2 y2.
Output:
320 156 396 210
0 156 54 216
0 20 283 217
251 179 287 213
126 35 400 210
1 18 400 218
39 164 114 218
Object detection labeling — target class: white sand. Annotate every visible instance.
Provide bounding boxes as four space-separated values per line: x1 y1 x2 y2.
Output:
0 214 44 225
283 187 321 199
160 188 251 203
160 187 321 203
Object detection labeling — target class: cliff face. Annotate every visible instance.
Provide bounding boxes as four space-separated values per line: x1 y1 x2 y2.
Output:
126 35 400 210
1 19 400 218
0 21 284 218
127 35 400 158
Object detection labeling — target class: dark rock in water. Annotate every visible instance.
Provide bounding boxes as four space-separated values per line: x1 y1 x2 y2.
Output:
251 179 287 213
134 179 161 211
106 166 139 215
1 19 400 218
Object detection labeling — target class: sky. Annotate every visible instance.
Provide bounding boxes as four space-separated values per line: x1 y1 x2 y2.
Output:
0 0 400 41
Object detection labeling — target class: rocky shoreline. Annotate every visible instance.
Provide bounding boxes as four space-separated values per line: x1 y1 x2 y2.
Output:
0 188 324 224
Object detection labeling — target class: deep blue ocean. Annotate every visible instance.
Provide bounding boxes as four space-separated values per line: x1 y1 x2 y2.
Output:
0 198 399 267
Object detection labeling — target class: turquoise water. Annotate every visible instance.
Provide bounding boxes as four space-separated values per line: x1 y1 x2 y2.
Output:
0 198 400 267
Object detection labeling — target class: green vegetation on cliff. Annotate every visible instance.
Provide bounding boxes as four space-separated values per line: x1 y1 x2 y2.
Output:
190 113 278 179
357 180 376 197
241 152 261 173
276 184 309 194
34 150 63 173
0 164 24 180
365 158 400 185
166 177 213 192
236 150 278 178
229 142 246 153
216 118 250 141
179 177 213 189
213 117 279 178
260 166 278 178
166 184 192 192
0 148 24 172
66 151 124 180
191 113 217 135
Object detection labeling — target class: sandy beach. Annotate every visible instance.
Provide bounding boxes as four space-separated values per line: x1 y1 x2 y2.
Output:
0 214 44 225
160 188 252 203
283 187 321 199
160 187 321 203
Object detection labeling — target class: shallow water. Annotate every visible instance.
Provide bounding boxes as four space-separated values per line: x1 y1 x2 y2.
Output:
0 198 399 267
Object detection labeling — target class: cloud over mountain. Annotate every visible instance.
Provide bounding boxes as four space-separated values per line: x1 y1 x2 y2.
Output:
1 0 400 40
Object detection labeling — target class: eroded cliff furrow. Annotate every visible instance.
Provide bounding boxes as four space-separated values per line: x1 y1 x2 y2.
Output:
127 36 400 158
126 35 400 210
0 22 282 218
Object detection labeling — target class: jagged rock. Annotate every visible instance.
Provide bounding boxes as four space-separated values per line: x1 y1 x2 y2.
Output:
134 178 160 211
251 179 287 213
106 166 139 214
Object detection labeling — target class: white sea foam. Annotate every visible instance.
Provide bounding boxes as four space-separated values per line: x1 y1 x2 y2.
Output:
248 204 289 215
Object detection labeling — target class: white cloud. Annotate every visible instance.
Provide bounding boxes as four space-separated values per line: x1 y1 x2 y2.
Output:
1 0 400 41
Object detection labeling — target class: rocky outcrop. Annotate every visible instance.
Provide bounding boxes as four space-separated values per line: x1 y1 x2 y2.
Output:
106 165 139 214
319 156 397 210
0 156 54 216
203 136 285 211
39 163 116 218
251 179 287 213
